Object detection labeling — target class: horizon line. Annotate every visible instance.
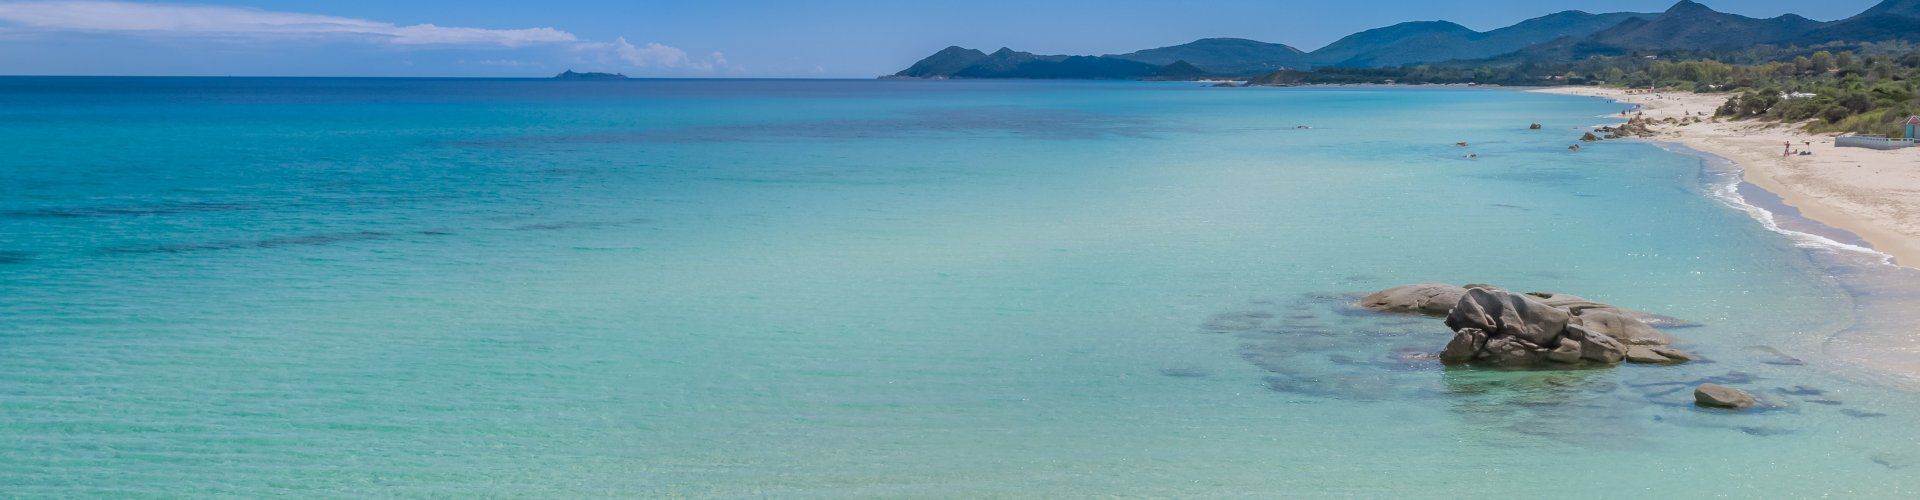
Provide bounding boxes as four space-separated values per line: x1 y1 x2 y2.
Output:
0 74 881 80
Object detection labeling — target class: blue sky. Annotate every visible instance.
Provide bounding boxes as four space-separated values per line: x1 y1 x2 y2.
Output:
0 0 1883 77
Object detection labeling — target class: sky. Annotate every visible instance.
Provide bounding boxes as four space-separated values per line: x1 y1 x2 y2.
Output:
0 0 1886 78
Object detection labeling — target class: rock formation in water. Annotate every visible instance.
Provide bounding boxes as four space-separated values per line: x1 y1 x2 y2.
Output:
1362 283 1695 368
1358 283 1468 316
1694 383 1759 409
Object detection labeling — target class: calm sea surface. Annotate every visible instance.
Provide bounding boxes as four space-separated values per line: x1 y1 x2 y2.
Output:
2 78 1916 496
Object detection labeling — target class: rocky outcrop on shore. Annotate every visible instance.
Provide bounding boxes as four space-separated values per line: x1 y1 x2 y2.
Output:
1596 116 1657 139
1362 283 1696 368
1582 115 1710 143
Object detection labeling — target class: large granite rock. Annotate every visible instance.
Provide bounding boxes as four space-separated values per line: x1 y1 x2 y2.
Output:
1361 284 1695 328
1565 325 1626 364
1650 346 1698 363
1480 336 1549 367
1695 384 1758 409
1623 346 1697 365
1546 340 1584 364
1525 292 1613 314
1446 288 1570 346
1529 291 1697 329
1440 328 1488 364
1433 288 1620 367
1359 283 1468 316
1361 283 1695 369
1572 308 1674 346
1625 346 1675 364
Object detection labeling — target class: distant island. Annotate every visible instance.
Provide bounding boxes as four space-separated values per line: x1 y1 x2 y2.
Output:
554 70 629 80
890 0 1920 81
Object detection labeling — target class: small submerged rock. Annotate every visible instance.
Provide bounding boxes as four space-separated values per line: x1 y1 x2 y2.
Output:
1651 346 1698 362
1842 409 1889 419
1749 346 1807 366
1159 368 1210 378
1625 347 1670 364
1625 346 1696 365
1694 384 1758 409
1872 452 1915 470
1776 385 1825 396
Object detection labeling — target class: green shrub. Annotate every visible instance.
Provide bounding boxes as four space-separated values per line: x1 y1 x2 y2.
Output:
1821 105 1852 123
1839 93 1872 113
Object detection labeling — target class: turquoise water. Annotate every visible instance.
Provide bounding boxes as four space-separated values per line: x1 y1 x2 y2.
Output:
2 78 1916 496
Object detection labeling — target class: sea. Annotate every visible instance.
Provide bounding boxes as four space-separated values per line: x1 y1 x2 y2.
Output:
2 77 1917 497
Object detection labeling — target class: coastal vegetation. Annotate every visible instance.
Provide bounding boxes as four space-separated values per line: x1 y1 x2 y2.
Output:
1638 50 1917 137
1258 47 1920 137
895 0 1920 136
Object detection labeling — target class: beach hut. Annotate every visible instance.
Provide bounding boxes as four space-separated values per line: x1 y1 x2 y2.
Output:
1907 116 1918 140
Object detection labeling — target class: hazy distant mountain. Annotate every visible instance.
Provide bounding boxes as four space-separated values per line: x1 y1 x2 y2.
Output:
1469 12 1656 58
1308 21 1480 67
1482 1 1832 63
1304 11 1653 68
957 54 1163 79
891 0 1920 80
1149 60 1214 80
1583 1 1821 51
1861 0 1920 17
895 46 989 78
949 48 1061 77
891 47 1194 79
1797 0 1920 44
1108 38 1308 74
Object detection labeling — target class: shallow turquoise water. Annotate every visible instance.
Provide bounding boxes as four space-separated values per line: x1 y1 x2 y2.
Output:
1 78 1916 496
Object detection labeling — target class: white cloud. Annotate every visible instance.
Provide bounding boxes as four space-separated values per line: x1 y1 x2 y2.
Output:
0 0 577 47
0 1 729 74
465 59 543 68
572 37 727 71
613 37 690 67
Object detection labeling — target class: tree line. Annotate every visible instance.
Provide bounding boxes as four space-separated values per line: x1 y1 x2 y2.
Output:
1253 43 1920 137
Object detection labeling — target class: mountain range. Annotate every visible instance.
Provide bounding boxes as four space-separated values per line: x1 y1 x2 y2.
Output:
892 0 1920 79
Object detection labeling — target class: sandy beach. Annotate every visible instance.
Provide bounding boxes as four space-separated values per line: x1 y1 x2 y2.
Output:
1535 86 1920 268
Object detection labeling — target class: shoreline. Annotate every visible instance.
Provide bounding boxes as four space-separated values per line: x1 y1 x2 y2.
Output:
1534 86 1920 388
1531 86 1920 269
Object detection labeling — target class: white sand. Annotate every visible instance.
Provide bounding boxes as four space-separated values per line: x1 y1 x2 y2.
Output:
1535 86 1920 268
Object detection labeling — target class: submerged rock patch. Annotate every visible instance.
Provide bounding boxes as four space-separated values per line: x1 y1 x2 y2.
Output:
1695 384 1759 409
